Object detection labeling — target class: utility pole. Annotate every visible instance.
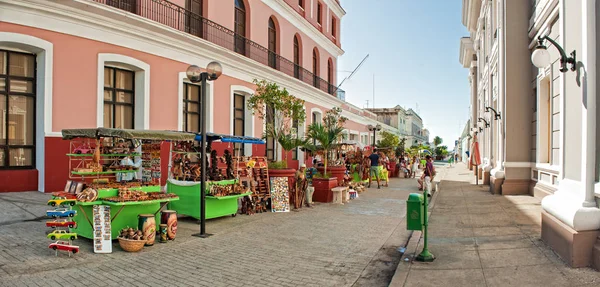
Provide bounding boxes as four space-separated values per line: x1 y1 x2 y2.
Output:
365 100 369 109
372 74 375 108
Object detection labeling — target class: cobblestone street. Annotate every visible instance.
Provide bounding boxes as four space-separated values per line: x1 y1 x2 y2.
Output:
0 174 424 287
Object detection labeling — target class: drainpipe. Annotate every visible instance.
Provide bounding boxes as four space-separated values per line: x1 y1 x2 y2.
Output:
581 0 597 207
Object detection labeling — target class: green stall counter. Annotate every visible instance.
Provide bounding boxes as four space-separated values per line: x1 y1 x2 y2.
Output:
69 186 179 239
166 179 251 220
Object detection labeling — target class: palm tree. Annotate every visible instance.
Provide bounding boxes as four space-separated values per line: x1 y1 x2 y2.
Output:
433 136 443 148
278 133 308 162
306 123 344 176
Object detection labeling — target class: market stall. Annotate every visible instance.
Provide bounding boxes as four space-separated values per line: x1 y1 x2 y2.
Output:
60 128 196 240
167 133 267 219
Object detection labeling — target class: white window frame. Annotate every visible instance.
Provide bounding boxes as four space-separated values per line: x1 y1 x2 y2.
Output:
177 72 214 133
230 85 255 156
0 32 53 192
97 53 150 129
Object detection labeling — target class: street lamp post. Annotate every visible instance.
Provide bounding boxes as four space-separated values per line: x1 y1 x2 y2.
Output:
367 124 382 149
186 61 222 238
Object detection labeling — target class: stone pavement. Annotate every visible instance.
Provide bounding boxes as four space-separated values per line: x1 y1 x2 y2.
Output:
0 174 422 287
389 162 600 287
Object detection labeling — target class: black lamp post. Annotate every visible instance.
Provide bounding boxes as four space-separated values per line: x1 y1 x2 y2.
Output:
186 61 222 238
367 124 382 148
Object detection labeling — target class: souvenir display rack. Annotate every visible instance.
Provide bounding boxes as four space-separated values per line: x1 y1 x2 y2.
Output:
166 133 266 219
46 194 79 257
60 128 196 239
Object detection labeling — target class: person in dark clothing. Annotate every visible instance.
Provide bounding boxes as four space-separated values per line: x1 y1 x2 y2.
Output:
417 155 435 196
368 148 381 189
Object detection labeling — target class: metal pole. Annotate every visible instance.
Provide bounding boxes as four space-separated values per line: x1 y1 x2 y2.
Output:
372 130 376 149
416 184 435 262
193 73 212 238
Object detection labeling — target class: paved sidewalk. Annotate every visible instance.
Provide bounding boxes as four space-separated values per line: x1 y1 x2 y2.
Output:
390 162 600 287
0 176 417 287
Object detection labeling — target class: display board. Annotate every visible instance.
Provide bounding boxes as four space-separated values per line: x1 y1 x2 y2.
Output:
269 177 290 212
92 205 112 253
142 141 161 185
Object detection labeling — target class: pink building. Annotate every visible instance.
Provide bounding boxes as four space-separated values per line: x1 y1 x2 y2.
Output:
0 0 394 192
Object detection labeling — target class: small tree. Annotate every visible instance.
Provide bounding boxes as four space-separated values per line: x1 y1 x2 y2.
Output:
395 138 407 157
433 136 443 148
306 107 347 175
247 79 306 163
376 131 400 149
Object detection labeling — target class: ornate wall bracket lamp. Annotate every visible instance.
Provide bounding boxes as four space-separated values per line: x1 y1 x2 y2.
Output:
485 107 501 120
478 117 490 128
531 36 576 72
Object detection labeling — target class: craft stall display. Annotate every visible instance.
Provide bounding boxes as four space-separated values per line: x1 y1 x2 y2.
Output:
269 177 290 212
141 141 162 185
60 128 194 240
46 193 79 257
167 133 266 219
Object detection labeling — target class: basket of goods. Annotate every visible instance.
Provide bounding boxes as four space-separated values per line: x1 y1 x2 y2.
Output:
76 187 98 202
118 227 146 252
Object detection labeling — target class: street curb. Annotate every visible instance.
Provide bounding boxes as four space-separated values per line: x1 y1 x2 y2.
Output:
387 167 446 287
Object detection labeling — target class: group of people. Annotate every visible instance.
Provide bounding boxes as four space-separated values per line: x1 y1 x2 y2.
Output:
308 148 436 194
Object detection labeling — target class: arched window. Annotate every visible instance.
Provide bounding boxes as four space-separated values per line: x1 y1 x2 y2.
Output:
293 35 301 79
327 58 333 94
234 0 246 55
312 48 319 88
268 17 277 69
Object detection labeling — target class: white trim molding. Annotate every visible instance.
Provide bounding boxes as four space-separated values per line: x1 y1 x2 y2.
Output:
230 85 255 156
503 161 533 168
310 107 323 123
0 32 53 192
177 72 214 133
97 53 150 129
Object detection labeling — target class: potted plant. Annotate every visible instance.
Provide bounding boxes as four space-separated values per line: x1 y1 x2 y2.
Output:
306 107 347 203
247 79 306 196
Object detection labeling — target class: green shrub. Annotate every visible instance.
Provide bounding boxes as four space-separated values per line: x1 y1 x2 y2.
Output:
268 160 288 169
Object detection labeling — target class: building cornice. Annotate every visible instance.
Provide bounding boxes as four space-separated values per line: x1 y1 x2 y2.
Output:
459 37 475 68
462 0 482 32
262 0 344 56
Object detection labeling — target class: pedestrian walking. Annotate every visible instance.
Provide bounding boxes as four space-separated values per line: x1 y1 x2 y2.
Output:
417 155 435 196
368 148 381 189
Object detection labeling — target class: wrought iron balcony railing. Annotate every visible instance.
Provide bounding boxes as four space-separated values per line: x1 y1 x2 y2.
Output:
94 0 341 96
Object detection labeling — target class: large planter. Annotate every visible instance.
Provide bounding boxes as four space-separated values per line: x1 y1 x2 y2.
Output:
312 177 338 203
268 168 296 206
317 166 347 186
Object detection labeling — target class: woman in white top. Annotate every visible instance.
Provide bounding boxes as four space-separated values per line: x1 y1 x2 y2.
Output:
411 156 419 178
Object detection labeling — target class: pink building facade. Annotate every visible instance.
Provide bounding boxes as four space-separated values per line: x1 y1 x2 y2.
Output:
0 0 394 192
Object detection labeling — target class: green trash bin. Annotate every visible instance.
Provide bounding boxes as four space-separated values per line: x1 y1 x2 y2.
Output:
406 193 424 231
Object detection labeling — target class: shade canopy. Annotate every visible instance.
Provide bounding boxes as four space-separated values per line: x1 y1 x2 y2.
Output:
194 133 265 144
62 128 197 141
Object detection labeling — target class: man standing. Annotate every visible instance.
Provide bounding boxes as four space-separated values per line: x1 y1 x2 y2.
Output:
368 148 381 189
295 164 309 208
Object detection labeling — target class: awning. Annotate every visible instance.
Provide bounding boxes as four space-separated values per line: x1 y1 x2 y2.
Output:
61 128 197 141
194 133 265 144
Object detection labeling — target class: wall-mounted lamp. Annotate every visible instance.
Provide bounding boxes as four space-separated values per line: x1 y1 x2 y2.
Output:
478 117 490 128
485 107 501 120
531 36 576 72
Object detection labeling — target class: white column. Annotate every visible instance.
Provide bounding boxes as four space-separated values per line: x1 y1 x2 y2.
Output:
491 0 505 179
581 0 597 207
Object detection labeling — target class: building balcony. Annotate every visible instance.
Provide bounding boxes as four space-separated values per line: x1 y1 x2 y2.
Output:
93 0 342 96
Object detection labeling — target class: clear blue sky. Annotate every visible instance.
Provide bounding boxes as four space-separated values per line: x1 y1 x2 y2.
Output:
338 0 470 149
